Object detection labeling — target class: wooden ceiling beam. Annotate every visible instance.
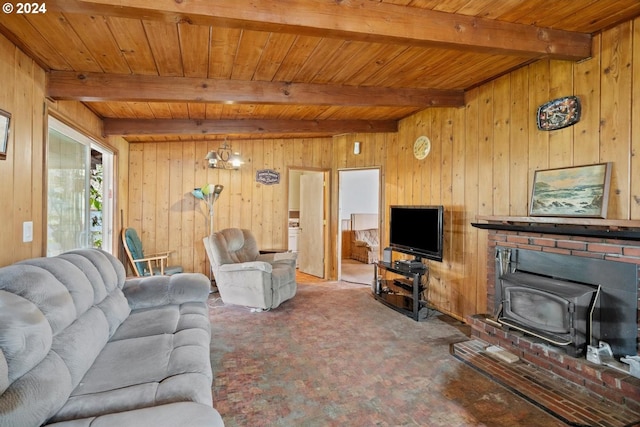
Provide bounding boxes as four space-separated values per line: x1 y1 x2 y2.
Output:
103 118 398 136
47 0 591 60
47 71 465 107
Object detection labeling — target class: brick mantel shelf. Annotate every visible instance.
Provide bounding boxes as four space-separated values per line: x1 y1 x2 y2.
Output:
472 215 640 241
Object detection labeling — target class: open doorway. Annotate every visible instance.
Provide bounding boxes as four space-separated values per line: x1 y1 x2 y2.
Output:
338 168 381 284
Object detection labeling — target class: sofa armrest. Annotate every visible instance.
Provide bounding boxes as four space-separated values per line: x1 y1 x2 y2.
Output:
258 251 297 262
257 252 297 269
122 273 210 310
44 402 224 427
219 261 272 273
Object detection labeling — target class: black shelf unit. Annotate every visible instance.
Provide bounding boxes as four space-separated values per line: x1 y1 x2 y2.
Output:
373 259 427 321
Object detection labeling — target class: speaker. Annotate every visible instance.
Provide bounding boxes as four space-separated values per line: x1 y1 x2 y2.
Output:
383 247 392 264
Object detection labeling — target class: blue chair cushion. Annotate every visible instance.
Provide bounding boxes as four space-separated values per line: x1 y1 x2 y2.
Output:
124 228 184 276
124 228 146 275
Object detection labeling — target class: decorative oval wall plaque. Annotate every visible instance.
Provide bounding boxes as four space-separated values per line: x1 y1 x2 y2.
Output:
536 96 581 131
256 169 280 185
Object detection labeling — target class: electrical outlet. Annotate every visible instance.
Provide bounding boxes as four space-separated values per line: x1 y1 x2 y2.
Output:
23 221 33 243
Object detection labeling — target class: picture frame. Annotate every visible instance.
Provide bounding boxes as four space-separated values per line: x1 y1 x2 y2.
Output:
529 162 612 218
0 109 11 160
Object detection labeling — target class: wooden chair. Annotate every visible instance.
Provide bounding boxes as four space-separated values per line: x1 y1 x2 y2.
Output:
122 228 183 276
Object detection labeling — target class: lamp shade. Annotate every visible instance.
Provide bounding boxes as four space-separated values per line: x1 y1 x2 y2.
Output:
191 188 205 200
192 184 223 202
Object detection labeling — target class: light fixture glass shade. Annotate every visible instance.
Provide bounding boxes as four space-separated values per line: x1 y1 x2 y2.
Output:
229 152 244 169
205 151 220 160
205 141 243 170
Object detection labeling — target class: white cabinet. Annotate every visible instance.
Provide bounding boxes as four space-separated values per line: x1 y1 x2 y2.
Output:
288 227 300 252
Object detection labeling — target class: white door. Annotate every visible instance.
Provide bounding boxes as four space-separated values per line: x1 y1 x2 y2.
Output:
298 172 325 278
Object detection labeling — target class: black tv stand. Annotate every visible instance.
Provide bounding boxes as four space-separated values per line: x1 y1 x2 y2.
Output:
373 250 429 321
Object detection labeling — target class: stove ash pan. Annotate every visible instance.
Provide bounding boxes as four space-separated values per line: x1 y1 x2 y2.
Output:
499 272 598 357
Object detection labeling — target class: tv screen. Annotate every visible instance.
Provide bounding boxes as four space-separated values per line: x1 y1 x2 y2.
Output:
389 205 444 262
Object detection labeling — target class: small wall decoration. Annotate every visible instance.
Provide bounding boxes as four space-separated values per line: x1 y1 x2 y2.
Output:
0 109 11 160
256 169 280 185
536 96 581 131
413 135 431 160
529 162 612 218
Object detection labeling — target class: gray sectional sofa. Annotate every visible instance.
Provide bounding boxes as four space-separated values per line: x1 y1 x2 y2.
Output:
0 248 224 427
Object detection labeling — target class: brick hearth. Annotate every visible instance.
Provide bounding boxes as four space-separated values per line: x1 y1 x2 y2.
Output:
452 338 640 426
467 315 640 410
471 219 640 409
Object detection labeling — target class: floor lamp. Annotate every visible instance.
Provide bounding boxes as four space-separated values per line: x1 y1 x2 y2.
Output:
191 184 224 283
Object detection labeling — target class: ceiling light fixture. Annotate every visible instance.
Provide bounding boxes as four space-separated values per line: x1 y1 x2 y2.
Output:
205 140 244 170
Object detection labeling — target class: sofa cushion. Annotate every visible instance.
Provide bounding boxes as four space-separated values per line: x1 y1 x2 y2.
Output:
51 329 213 422
0 284 76 426
18 252 131 337
62 249 126 293
110 302 210 341
2 351 73 427
122 273 210 310
353 228 379 248
51 307 110 388
45 402 224 427
0 290 52 385
0 265 76 335
16 257 95 316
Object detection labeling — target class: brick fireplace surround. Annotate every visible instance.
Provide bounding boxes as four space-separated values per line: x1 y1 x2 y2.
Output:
468 217 640 412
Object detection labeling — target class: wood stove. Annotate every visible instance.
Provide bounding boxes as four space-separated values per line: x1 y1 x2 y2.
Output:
493 246 637 358
498 271 599 357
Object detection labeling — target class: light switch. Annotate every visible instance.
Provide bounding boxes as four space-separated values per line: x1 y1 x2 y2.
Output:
23 221 33 243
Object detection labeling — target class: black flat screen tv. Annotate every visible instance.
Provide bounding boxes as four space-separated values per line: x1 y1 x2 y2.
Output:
389 205 444 262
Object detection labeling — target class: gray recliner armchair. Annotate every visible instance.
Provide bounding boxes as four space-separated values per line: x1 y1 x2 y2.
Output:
203 228 297 310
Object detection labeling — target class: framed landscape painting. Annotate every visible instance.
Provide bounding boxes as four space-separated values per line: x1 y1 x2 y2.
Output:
529 163 612 218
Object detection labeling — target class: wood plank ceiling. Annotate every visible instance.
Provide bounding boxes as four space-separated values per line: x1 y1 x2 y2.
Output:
1 0 639 141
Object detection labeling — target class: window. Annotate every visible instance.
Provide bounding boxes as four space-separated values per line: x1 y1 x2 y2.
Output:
47 117 114 256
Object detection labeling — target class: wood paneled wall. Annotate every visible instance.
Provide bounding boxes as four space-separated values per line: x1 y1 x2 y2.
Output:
377 19 638 321
126 138 332 276
0 33 46 265
0 33 129 267
129 18 638 321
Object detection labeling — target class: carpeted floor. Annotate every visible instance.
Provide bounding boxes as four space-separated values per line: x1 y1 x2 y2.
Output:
208 282 567 427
